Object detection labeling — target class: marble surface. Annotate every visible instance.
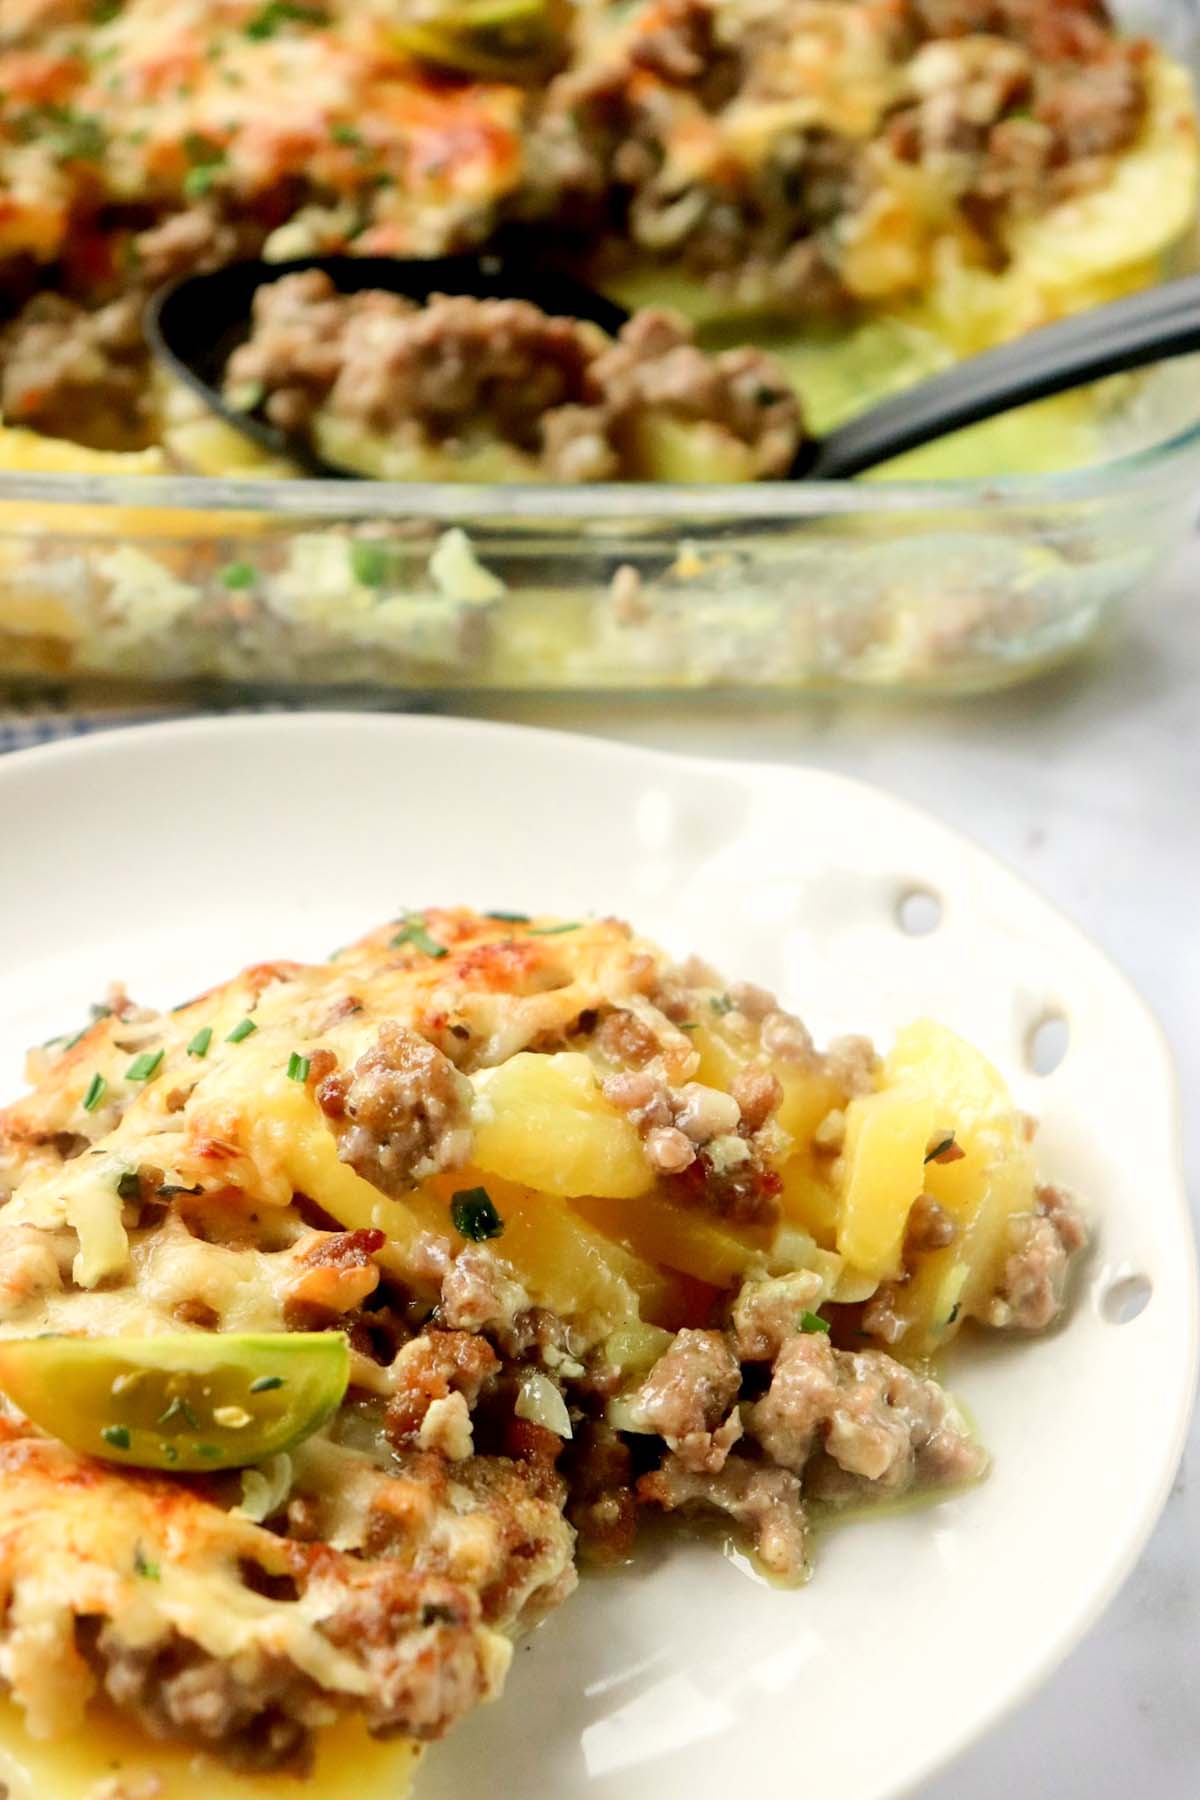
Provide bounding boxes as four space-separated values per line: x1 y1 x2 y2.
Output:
460 540 1200 1798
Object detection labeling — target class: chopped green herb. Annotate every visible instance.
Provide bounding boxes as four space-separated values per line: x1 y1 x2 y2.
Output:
350 540 391 588
133 1545 161 1580
450 1186 504 1243
220 560 256 589
528 922 581 936
89 1002 113 1021
485 910 530 923
161 1442 179 1463
390 914 448 959
183 130 226 168
101 1424 131 1450
286 1052 310 1083
679 1022 698 1031
946 1302 961 1326
187 1026 213 1058
331 123 361 146
244 0 329 38
194 1442 224 1460
157 1182 203 1198
125 1049 164 1082
799 1311 831 1334
250 1374 285 1393
182 165 218 198
710 994 733 1015
924 1132 965 1165
157 1395 200 1430
115 1169 142 1201
92 0 123 19
82 1072 107 1113
46 106 106 163
226 1017 257 1043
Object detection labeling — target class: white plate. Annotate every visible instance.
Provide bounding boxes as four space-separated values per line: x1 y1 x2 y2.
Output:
0 713 1193 1800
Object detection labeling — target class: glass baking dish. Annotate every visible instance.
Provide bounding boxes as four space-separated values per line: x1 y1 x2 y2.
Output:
0 4 1197 699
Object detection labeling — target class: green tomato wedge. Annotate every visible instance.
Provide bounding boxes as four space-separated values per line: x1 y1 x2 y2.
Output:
391 0 565 79
0 1332 349 1472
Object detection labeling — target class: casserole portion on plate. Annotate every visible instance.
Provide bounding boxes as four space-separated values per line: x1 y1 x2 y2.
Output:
0 907 1086 1794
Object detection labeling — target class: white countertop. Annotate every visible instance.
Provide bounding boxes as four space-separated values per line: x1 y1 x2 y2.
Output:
465 538 1200 1798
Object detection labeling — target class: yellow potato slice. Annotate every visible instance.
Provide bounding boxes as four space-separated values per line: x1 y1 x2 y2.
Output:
471 1052 653 1199
571 1189 764 1289
0 1696 419 1800
420 1170 664 1327
873 1019 1038 1351
836 1082 936 1281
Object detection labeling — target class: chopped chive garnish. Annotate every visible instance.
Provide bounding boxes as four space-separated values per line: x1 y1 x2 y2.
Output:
679 1022 698 1031
133 1546 161 1580
528 922 581 936
924 1132 965 1165
101 1424 131 1450
250 1374 285 1393
485 910 530 923
82 1072 107 1112
157 1182 203 1198
350 540 390 587
390 914 448 958
182 164 218 197
194 1442 224 1459
450 1186 504 1242
125 1049 163 1082
157 1395 200 1429
244 0 329 38
220 560 256 589
226 1017 257 1043
116 1169 141 1200
710 994 733 1015
331 122 361 146
161 1442 179 1463
946 1302 962 1326
286 1052 310 1083
799 1311 831 1334
187 1026 212 1058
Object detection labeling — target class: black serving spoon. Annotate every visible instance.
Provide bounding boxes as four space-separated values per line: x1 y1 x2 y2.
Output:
146 256 1200 481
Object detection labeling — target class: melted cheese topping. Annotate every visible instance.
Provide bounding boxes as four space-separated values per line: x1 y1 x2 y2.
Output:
1 913 662 1310
0 0 527 266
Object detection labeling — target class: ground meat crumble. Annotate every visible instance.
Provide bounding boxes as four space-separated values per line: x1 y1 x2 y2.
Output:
223 272 805 479
316 1023 474 1195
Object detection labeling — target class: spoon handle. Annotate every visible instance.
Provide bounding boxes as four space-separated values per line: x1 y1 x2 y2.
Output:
800 270 1200 480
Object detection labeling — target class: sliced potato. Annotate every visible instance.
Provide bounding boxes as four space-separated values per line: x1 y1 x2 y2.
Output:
419 1171 666 1327
836 1082 936 1282
571 1188 765 1289
471 1052 653 1199
872 1019 1038 1351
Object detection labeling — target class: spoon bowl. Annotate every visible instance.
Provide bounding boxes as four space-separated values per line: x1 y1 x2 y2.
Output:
146 253 631 477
